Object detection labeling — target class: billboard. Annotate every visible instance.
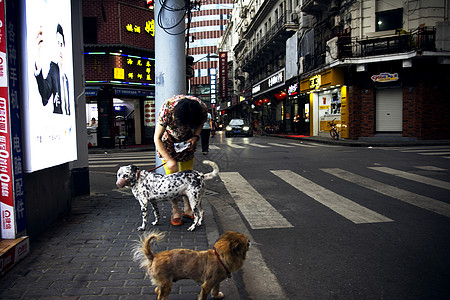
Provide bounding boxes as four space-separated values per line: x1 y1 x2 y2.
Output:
21 0 77 172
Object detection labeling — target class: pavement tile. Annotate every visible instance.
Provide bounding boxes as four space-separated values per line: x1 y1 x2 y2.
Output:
0 155 242 300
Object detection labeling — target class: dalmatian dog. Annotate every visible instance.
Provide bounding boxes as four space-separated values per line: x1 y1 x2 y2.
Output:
116 160 219 231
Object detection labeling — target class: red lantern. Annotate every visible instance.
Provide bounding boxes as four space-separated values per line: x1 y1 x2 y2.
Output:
274 91 287 100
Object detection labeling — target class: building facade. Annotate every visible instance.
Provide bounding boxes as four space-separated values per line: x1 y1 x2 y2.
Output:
219 0 450 140
83 0 155 148
187 0 233 114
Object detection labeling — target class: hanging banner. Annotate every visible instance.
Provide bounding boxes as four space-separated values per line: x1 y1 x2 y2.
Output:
218 52 228 102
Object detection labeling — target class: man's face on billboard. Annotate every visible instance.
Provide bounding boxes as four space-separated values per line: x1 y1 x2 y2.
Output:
56 32 64 64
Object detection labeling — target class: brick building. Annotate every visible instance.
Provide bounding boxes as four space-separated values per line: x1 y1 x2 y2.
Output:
187 0 233 111
83 0 155 147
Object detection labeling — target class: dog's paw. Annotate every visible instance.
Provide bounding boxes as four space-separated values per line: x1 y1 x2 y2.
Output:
137 226 145 231
212 292 224 299
187 224 196 231
151 220 159 226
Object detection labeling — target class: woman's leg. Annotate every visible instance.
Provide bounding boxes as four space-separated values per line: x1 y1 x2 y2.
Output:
163 159 195 223
178 158 195 216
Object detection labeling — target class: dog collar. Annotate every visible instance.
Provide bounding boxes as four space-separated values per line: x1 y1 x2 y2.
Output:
213 246 231 278
136 170 141 180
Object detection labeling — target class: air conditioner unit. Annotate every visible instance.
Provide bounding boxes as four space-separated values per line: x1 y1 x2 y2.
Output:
332 15 341 28
326 37 338 64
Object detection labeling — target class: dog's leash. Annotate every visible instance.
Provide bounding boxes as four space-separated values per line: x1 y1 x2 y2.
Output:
213 246 232 278
146 152 183 172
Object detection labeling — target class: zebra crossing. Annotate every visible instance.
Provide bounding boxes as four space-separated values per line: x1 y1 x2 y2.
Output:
223 165 450 228
380 146 450 158
89 152 156 169
89 146 450 229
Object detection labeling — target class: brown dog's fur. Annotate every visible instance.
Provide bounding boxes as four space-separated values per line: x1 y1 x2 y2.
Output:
133 231 250 300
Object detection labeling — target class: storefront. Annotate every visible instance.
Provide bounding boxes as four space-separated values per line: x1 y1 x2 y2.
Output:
84 50 155 148
300 68 346 138
251 68 286 132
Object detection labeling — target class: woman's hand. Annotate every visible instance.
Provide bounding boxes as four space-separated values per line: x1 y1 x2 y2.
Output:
165 158 178 173
187 135 200 150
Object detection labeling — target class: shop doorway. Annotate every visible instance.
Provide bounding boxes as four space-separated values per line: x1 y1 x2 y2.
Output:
86 98 139 147
376 88 402 132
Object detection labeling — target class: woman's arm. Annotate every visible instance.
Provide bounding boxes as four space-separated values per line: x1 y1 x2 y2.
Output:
154 123 178 173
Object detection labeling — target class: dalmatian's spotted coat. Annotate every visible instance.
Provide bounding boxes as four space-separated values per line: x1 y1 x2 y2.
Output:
116 160 219 231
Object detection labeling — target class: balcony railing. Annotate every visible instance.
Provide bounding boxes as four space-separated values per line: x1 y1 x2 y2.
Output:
241 10 297 70
304 26 437 72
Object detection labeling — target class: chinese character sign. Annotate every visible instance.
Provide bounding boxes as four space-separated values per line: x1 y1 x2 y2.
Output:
218 52 228 102
113 55 154 85
120 3 155 49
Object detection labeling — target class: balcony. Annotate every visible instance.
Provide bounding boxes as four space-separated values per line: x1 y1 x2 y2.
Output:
308 26 437 72
241 11 298 72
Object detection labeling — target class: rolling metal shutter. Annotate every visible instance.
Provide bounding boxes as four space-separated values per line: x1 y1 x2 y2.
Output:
375 88 402 132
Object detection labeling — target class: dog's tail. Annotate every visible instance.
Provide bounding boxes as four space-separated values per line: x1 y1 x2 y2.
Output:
202 160 219 181
133 231 165 270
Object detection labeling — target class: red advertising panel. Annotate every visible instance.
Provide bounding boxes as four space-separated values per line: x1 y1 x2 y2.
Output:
218 52 228 102
0 0 15 239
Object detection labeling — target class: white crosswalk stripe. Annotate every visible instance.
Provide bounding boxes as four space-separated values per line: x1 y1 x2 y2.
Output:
370 166 450 190
287 142 316 147
271 170 393 224
414 166 447 171
248 143 271 148
322 168 450 218
89 152 156 169
226 143 246 149
380 147 450 158
219 172 293 230
267 143 295 148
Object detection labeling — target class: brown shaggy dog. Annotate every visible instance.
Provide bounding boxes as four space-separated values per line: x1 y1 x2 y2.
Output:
133 230 250 300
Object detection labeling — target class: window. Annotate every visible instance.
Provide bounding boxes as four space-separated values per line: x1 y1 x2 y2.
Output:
376 8 403 31
83 17 97 44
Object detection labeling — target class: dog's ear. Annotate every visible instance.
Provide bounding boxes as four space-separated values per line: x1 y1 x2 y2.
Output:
131 165 138 172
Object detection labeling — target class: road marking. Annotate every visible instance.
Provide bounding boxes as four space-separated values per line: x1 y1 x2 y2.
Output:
249 143 270 148
209 145 221 150
89 158 155 162
89 164 120 168
287 142 316 147
419 152 450 155
207 196 288 300
271 170 393 224
322 168 450 218
401 148 450 153
267 143 295 148
370 167 450 190
227 143 246 149
219 172 293 229
414 166 447 171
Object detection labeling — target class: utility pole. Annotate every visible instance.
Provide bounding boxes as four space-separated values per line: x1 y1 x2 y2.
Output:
154 0 186 173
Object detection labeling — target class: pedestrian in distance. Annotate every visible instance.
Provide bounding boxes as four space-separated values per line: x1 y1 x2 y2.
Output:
154 95 207 226
201 111 212 155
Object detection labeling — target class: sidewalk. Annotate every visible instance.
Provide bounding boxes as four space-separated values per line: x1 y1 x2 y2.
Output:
0 167 240 299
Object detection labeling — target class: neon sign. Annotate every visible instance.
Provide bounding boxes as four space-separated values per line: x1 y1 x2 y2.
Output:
310 75 321 89
371 73 399 82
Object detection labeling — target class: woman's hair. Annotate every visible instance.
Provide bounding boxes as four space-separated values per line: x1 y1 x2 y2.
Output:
173 98 205 127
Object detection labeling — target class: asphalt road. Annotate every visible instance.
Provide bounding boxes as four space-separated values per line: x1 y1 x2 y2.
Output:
203 133 450 300
89 133 450 299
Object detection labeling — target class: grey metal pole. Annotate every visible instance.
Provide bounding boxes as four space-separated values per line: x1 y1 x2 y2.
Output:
154 0 186 174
